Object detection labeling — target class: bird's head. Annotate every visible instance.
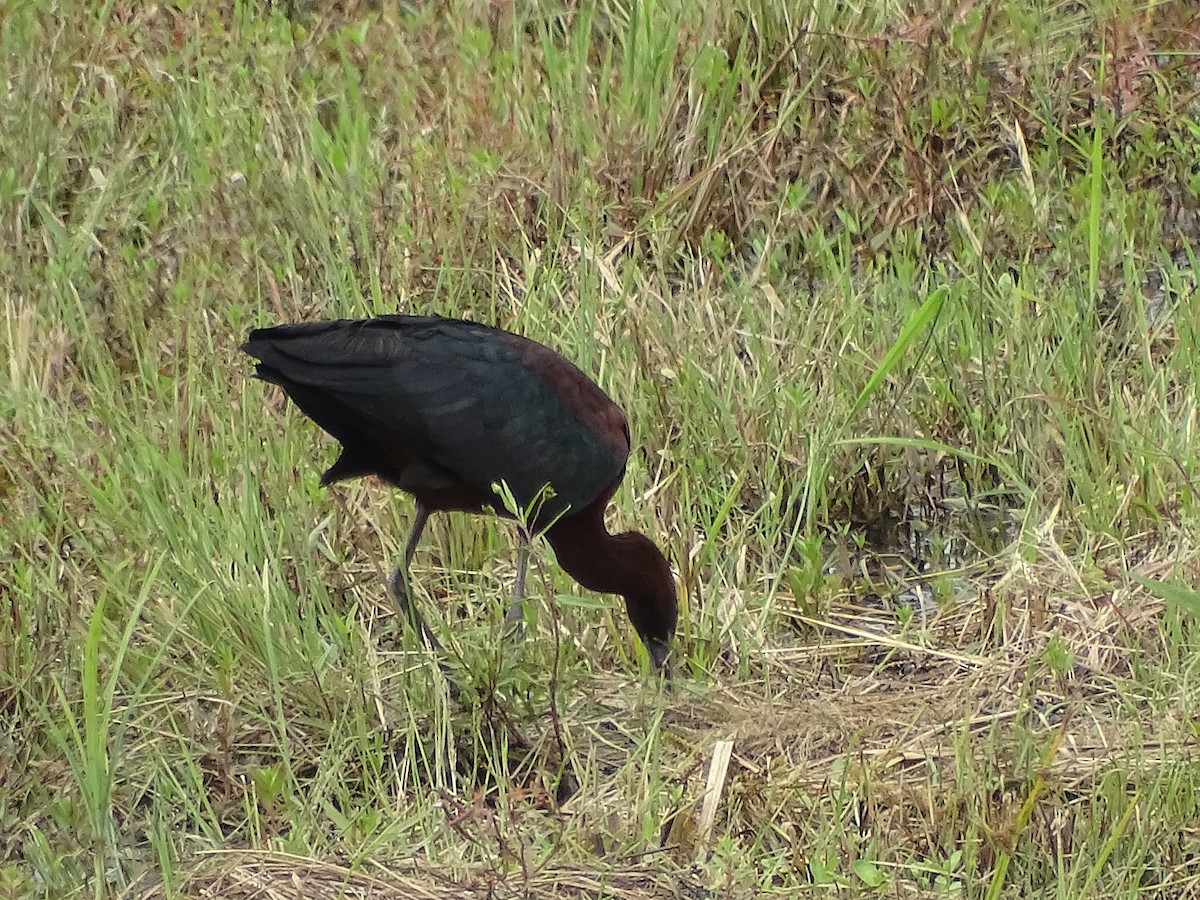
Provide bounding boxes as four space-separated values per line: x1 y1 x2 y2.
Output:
617 532 679 674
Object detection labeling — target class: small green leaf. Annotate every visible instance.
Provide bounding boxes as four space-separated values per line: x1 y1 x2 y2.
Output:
853 857 886 887
1132 575 1200 619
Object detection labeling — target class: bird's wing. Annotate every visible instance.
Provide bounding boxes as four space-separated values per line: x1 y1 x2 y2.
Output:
244 316 630 522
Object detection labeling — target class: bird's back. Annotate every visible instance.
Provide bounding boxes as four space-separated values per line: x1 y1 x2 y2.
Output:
243 315 631 525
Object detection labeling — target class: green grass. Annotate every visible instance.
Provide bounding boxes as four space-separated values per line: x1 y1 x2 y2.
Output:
2 0 1199 897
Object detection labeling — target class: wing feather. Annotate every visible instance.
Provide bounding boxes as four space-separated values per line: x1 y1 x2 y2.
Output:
244 315 628 522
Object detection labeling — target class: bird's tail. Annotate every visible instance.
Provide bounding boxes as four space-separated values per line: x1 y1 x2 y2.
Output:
241 320 397 392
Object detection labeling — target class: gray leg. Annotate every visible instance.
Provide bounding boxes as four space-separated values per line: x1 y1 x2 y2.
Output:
387 504 464 702
504 539 530 634
388 503 441 650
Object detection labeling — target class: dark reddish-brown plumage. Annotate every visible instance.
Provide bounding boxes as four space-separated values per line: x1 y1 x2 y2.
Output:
242 314 677 670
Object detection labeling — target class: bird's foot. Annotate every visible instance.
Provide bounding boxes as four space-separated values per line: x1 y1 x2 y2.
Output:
388 567 465 699
388 567 443 651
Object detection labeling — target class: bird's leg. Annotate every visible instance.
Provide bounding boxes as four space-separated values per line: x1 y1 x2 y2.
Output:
388 503 442 650
388 505 464 702
503 535 530 636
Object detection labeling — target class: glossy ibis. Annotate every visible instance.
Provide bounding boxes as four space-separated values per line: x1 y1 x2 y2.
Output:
243 314 677 670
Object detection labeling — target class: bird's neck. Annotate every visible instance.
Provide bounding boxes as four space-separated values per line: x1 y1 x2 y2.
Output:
545 508 642 597
545 503 677 666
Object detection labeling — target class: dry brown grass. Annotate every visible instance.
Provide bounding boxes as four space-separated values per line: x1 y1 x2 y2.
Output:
118 520 1198 898
5 1 1200 896
132 853 713 900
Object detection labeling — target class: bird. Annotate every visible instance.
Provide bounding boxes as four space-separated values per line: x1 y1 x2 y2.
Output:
242 314 677 671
